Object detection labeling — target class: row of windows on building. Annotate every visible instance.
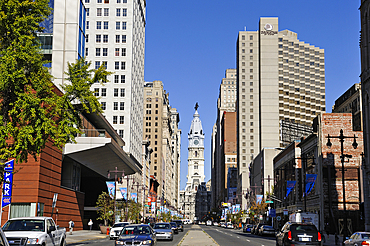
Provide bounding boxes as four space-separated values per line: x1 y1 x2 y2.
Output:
100 101 125 111
93 61 125 70
94 88 125 97
86 8 127 17
85 0 128 4
111 115 125 124
87 21 127 30
86 47 126 57
86 34 127 43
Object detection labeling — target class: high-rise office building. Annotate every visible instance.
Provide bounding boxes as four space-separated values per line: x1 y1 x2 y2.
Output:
84 0 146 163
236 17 325 208
170 108 181 208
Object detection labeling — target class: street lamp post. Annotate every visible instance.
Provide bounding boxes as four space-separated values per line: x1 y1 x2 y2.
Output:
107 167 125 224
326 129 358 246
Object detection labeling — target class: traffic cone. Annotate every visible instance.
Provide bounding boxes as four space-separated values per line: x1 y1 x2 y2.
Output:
106 227 110 235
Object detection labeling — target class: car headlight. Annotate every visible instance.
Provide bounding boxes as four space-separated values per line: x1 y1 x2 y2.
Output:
142 240 152 245
27 238 39 244
115 241 124 245
169 232 172 234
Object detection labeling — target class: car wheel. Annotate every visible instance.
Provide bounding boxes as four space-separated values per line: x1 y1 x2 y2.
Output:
60 239 66 246
110 237 114 240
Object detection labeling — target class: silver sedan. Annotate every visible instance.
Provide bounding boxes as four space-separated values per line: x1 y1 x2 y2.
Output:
153 223 173 241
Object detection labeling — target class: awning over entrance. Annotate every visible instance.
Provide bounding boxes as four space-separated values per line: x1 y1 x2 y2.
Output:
64 137 142 177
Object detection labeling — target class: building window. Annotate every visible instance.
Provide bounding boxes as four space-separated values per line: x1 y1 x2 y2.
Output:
120 88 125 97
102 61 107 69
103 35 108 43
103 21 108 29
86 8 89 16
116 8 121 16
104 8 109 16
95 61 100 69
101 102 106 110
121 75 125 83
86 21 89 29
116 22 120 30
96 34 101 43
97 0 102 2
103 48 108 56
115 48 120 56
122 35 126 43
122 22 126 30
86 34 89 42
113 102 118 110
113 116 117 124
101 88 106 96
115 61 119 70
85 48 88 56
114 75 119 83
114 88 118 97
97 8 102 16
122 0 127 2
121 62 125 70
122 8 127 16
115 35 120 43
121 48 126 56
95 48 101 56
94 88 99 96
119 116 124 124
119 130 124 138
120 102 124 110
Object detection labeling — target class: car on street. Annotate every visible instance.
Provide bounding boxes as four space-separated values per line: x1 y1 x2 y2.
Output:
169 222 178 234
172 220 184 232
115 224 156 246
344 232 370 245
213 222 219 226
226 222 234 229
220 222 226 228
206 220 212 226
258 225 276 236
109 222 130 240
276 222 322 246
153 223 173 241
243 224 253 233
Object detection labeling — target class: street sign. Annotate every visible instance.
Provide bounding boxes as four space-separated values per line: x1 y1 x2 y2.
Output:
265 200 274 203
277 216 281 221
269 209 276 217
283 209 288 215
52 193 58 208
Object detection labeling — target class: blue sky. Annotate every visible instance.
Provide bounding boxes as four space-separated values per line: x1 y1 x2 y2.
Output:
144 1 361 190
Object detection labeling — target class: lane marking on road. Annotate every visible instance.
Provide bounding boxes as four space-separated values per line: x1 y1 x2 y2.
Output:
246 239 250 242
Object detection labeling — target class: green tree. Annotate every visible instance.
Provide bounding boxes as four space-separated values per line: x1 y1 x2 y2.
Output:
95 192 114 226
127 201 142 223
0 0 111 172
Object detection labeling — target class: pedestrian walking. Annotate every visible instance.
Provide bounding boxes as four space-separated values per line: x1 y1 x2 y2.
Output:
68 219 74 235
88 219 93 231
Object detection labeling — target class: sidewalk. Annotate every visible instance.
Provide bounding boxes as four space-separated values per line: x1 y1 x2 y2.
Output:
65 230 108 245
323 234 343 246
178 225 219 246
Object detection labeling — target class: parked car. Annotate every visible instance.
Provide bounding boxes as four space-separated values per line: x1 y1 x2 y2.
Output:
344 232 370 245
0 228 9 246
253 223 267 235
115 224 156 246
109 222 130 240
206 220 212 226
153 223 173 241
226 222 234 229
258 225 276 236
3 217 66 246
169 222 178 234
172 220 184 232
243 224 253 233
276 222 322 246
213 222 219 226
220 222 226 228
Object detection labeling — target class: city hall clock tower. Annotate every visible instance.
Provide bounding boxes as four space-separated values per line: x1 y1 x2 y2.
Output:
185 103 205 192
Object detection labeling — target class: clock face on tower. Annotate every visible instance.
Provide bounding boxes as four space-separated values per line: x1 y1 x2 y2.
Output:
194 140 199 145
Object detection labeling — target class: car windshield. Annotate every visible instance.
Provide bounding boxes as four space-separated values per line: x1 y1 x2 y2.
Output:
113 223 128 228
170 223 177 227
264 226 274 229
247 225 253 228
3 220 45 232
362 233 370 239
120 226 151 236
153 224 170 229
292 225 317 232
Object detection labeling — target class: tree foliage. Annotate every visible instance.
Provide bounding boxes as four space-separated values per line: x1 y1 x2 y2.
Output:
127 201 142 223
95 192 114 226
0 0 111 167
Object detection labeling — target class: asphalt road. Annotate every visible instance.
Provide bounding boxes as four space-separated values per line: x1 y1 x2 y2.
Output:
202 225 277 246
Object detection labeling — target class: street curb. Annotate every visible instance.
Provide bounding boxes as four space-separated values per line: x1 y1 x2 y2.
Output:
66 235 108 245
177 231 189 246
202 229 220 246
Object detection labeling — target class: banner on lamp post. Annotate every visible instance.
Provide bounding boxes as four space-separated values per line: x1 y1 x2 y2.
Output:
119 187 127 200
106 181 115 199
2 160 14 208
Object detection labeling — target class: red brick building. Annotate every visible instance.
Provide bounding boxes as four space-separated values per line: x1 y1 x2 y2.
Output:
0 111 141 230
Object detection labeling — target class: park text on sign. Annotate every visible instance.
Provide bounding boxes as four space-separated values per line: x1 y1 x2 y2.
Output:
2 160 14 208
